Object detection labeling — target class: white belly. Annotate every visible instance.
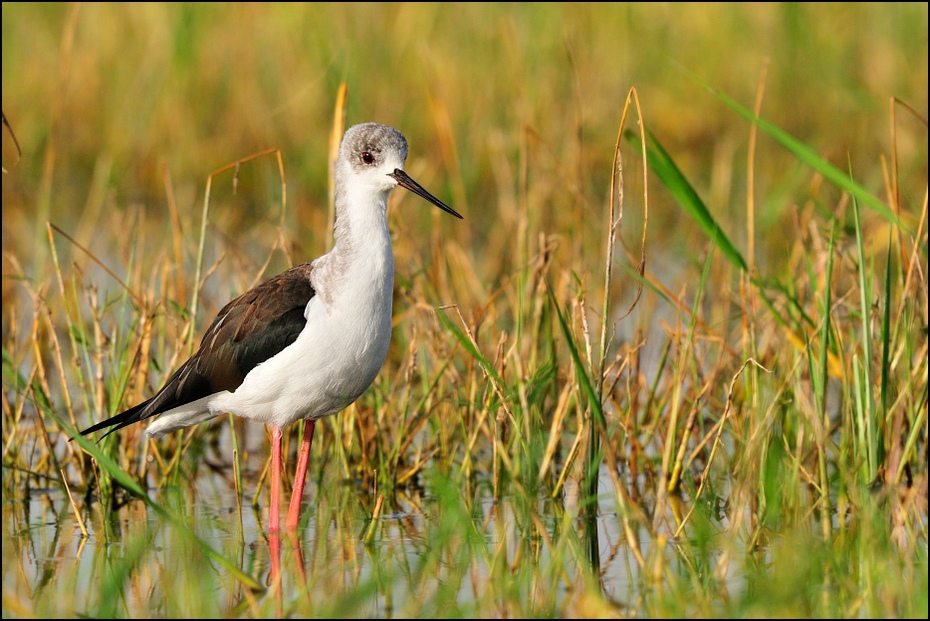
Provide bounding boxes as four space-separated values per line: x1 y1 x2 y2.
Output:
210 288 393 429
145 257 394 438
144 201 397 439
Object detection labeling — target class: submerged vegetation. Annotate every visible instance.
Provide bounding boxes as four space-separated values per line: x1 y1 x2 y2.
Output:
2 3 927 618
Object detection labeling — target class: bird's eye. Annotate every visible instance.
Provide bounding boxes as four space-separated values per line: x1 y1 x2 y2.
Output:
361 152 375 165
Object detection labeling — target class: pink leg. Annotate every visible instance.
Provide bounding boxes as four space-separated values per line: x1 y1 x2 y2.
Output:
285 419 316 530
268 530 285 618
268 528 281 596
270 426 283 532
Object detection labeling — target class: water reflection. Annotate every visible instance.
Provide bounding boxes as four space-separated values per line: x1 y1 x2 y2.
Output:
4 464 736 616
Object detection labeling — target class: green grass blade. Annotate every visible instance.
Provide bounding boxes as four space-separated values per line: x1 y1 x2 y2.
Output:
626 128 748 273
852 194 879 481
47 411 263 591
545 285 606 504
815 221 837 536
545 288 605 432
694 79 901 229
879 227 893 422
624 129 830 341
435 308 507 392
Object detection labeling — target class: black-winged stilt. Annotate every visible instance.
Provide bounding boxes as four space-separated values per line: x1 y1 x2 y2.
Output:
79 122 463 531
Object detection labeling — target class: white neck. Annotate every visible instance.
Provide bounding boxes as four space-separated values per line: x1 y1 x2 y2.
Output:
312 170 395 309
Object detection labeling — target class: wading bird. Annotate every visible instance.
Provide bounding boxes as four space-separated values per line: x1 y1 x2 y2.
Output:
79 123 462 531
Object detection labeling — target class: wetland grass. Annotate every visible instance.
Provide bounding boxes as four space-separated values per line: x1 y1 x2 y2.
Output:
2 3 927 618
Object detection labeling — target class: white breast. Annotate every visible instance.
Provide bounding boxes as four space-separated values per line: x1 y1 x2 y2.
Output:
208 219 395 430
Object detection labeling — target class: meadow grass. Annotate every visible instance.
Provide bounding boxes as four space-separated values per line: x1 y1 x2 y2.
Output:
2 3 928 618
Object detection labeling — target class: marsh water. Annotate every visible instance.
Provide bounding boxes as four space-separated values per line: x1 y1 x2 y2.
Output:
2 437 736 618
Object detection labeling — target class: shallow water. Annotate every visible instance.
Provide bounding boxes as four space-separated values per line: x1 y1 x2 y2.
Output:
4 457 710 617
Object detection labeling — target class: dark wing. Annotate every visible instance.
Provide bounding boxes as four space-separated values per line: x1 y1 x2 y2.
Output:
79 263 316 439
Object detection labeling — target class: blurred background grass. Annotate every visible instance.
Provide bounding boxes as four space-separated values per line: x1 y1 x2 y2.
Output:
2 3 926 285
1 4 927 616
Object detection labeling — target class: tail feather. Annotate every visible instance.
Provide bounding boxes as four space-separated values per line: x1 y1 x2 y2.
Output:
77 398 155 441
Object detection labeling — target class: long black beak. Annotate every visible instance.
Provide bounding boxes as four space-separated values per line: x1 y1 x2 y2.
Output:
389 169 463 219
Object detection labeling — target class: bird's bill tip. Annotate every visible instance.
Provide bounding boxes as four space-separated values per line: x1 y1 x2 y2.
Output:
390 169 463 219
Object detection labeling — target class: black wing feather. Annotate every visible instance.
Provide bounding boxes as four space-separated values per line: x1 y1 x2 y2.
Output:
78 263 316 439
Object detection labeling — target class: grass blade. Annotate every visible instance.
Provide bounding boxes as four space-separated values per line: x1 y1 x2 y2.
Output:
48 410 263 591
694 78 901 229
627 128 748 273
545 285 606 504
